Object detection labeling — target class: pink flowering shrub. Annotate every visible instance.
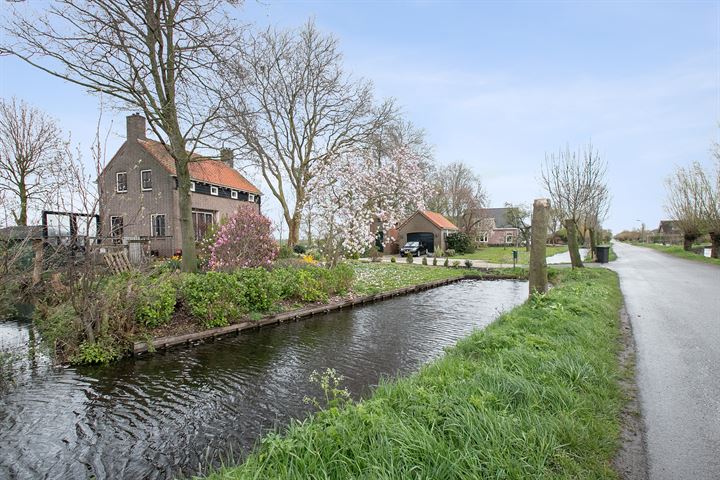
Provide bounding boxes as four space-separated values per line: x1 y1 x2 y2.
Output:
209 205 278 270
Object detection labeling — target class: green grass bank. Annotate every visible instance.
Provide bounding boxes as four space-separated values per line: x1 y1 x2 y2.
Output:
201 268 625 479
450 245 567 264
628 242 719 265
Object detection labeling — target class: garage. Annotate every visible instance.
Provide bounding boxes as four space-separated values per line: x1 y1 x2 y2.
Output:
407 232 434 253
397 210 459 254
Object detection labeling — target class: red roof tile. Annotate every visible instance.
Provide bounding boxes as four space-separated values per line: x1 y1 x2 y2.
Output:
139 139 261 194
421 211 458 230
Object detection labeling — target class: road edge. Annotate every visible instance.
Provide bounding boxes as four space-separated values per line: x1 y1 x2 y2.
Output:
613 303 649 480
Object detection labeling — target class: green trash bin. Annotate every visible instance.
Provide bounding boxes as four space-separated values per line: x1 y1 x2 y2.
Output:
596 245 610 263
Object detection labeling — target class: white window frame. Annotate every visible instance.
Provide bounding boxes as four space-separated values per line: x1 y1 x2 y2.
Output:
248 193 256 202
116 172 128 193
231 190 238 199
210 185 219 196
140 169 152 191
505 232 514 244
150 213 166 237
479 232 488 243
190 181 196 192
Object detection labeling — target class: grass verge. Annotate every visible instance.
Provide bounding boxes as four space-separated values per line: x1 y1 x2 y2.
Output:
201 267 624 479
450 245 567 264
628 242 719 265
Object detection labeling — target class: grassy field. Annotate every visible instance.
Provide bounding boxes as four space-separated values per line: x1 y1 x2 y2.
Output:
449 245 567 264
201 268 625 479
629 242 719 265
351 263 467 295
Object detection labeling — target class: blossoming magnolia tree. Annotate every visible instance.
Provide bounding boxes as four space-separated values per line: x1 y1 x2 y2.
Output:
209 205 279 270
312 146 431 266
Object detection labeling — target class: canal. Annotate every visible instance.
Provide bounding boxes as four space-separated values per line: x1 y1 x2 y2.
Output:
0 279 527 479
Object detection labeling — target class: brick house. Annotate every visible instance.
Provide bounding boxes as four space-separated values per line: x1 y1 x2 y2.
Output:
656 220 682 245
98 114 262 256
477 207 520 246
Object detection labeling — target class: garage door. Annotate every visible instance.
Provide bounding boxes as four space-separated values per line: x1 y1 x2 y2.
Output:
407 232 434 252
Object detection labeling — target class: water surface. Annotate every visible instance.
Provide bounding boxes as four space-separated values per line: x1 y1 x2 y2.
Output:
0 280 527 479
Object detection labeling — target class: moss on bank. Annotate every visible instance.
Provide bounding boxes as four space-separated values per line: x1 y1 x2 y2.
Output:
201 268 624 479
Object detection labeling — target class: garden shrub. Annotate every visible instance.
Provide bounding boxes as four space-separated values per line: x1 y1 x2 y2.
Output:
445 249 456 257
432 257 437 266
278 244 295 259
179 272 247 328
405 252 413 263
209 205 279 270
452 260 461 268
293 244 307 254
135 276 176 328
71 338 120 364
446 232 474 254
390 256 396 263
295 269 327 302
444 258 449 267
464 259 473 268
421 256 427 265
235 268 281 312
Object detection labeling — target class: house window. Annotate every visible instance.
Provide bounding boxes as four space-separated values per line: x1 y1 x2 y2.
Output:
192 210 215 241
505 232 514 244
479 232 488 243
231 190 238 199
116 172 128 193
248 193 255 202
151 214 166 237
140 169 152 191
110 216 124 244
210 185 219 196
190 181 196 192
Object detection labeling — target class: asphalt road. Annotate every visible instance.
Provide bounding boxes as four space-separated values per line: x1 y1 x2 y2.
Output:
610 242 720 480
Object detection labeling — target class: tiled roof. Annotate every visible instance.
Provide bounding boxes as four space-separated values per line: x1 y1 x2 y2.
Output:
421 211 459 230
139 139 261 194
481 207 512 228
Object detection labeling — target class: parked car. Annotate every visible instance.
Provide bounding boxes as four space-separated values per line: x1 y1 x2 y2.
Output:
399 241 427 257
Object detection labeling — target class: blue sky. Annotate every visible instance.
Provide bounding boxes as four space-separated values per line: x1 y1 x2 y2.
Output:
1 0 718 233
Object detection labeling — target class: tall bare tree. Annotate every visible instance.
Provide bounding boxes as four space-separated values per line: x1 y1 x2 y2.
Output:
220 20 395 246
2 0 238 272
582 183 610 260
703 149 720 257
427 161 487 234
505 202 532 251
542 143 608 268
0 98 65 226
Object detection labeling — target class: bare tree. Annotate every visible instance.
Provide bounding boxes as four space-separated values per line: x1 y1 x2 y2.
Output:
504 202 532 251
220 20 395 246
0 98 65 226
665 161 714 253
542 143 608 268
427 161 487 235
581 183 610 260
703 149 720 257
2 0 238 272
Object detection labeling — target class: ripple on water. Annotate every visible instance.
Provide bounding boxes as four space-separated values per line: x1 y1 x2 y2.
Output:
0 279 527 479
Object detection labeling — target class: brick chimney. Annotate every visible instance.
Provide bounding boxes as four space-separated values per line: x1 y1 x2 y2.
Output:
126 113 146 141
220 147 234 169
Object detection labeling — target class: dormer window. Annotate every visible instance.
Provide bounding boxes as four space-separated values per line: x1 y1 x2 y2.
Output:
116 172 128 193
190 181 196 192
248 193 256 202
210 185 219 196
140 169 152 191
231 190 238 199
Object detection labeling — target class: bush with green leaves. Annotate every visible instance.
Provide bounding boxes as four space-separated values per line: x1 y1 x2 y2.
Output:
443 258 450 267
445 249 456 257
432 257 437 266
446 232 474 254
405 252 413 263
464 259 473 269
136 276 177 328
278 244 295 259
179 272 247 328
390 256 396 263
71 339 120 364
235 268 281 312
293 244 307 254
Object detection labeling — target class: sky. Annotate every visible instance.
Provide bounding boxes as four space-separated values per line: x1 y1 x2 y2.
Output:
1 0 718 234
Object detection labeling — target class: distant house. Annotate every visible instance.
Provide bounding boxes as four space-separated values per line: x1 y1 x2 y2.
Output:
396 210 459 253
656 220 682 245
477 207 520 246
98 114 262 256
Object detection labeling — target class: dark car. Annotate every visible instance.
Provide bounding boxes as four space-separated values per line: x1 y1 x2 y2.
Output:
399 241 427 257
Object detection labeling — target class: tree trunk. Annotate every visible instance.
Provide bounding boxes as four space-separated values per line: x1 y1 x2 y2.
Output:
287 208 302 247
682 234 694 252
529 199 550 295
15 179 28 226
170 138 197 273
709 232 719 259
565 218 584 268
588 227 597 261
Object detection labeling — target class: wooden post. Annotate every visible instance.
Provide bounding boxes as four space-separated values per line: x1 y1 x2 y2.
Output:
529 198 550 295
32 239 44 286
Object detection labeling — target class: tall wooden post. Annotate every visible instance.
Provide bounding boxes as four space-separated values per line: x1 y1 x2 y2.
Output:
529 198 550 295
32 239 44 286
